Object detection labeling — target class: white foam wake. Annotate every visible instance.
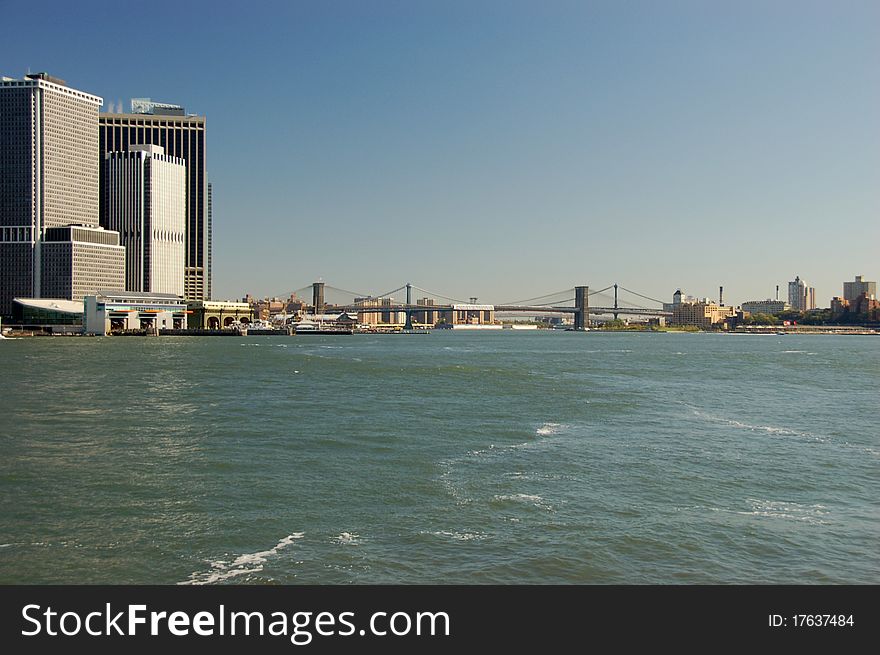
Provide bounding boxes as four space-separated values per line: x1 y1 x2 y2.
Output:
493 493 554 511
737 499 829 525
180 533 304 585
689 408 824 442
535 422 561 436
420 530 487 541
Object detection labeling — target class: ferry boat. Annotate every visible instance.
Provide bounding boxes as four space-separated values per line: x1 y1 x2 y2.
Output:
291 321 352 335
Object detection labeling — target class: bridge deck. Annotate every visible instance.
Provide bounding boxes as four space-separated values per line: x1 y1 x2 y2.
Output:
332 304 670 316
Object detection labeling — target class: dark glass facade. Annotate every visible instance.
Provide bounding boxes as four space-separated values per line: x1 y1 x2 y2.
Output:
99 114 208 300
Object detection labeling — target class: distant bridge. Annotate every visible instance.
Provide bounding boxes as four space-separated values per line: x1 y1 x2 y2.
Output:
277 281 671 329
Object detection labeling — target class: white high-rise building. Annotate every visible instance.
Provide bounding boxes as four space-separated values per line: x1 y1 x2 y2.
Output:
788 276 816 311
0 73 104 315
105 144 186 296
100 105 209 301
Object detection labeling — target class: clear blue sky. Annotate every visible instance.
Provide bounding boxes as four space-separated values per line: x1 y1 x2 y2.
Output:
2 0 878 305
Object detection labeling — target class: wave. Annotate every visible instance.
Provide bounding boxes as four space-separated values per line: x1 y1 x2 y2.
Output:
687 407 825 442
180 533 304 585
420 530 487 541
335 532 359 545
737 499 830 525
679 501 831 525
492 493 554 511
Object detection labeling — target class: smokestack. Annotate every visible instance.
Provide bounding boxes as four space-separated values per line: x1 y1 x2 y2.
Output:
776 285 779 301
719 286 724 306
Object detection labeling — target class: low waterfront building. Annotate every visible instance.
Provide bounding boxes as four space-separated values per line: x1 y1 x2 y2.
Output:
85 290 187 335
11 297 84 332
741 299 788 315
187 300 254 329
670 298 736 328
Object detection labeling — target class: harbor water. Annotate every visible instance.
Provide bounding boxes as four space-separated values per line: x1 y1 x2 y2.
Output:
1 331 877 584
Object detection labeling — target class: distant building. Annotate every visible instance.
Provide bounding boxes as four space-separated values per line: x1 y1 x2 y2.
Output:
187 300 253 329
437 304 496 326
206 181 213 300
663 288 695 313
788 276 816 311
0 73 103 316
670 298 736 328
535 315 572 326
355 296 403 325
105 144 186 296
741 299 788 315
40 225 125 302
415 297 438 326
832 294 879 323
843 275 876 302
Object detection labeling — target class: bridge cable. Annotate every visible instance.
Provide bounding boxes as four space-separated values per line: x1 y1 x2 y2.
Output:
323 284 370 299
500 288 575 305
410 285 472 304
617 285 666 305
369 285 408 300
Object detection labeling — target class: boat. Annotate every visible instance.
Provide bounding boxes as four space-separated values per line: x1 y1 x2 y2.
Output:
290 321 352 335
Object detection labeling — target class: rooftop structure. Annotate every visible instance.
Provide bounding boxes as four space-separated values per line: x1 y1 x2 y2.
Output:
130 98 185 116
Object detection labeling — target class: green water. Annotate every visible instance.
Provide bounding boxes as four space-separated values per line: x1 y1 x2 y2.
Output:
1 331 877 583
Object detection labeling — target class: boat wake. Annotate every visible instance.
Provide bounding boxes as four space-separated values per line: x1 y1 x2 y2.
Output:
686 406 825 442
420 530 487 542
737 499 830 525
180 533 304 585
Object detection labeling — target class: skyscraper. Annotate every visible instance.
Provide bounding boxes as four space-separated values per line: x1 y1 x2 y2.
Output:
105 144 186 296
206 181 213 301
99 100 209 300
0 73 110 316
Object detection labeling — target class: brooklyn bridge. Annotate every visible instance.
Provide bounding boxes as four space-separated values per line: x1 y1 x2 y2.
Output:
283 281 672 330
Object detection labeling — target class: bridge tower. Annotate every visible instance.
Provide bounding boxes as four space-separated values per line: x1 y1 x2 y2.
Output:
574 286 590 330
312 281 325 315
613 284 619 320
404 282 413 330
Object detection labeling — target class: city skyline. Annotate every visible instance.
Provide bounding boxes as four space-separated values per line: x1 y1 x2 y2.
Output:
1 1 878 305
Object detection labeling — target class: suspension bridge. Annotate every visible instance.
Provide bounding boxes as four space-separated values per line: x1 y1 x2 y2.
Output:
278 281 672 329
